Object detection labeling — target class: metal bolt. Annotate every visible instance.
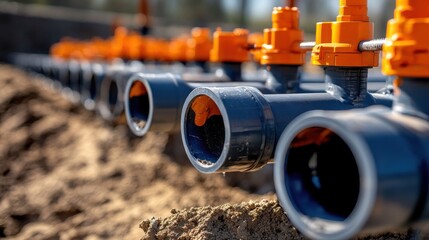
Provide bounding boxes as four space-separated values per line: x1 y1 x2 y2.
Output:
300 39 386 52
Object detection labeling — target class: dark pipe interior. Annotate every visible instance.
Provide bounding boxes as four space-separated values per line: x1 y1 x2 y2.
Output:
89 74 97 100
185 97 225 166
108 80 118 111
77 69 84 93
285 127 360 221
51 67 59 82
128 81 150 130
65 69 72 88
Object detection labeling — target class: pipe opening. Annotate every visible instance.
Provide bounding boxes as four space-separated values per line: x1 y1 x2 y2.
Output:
77 69 84 94
51 67 59 81
89 74 97 100
128 81 150 130
185 95 225 166
285 127 360 221
65 69 72 88
108 80 118 112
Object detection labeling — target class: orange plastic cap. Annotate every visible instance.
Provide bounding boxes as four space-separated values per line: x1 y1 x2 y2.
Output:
261 6 305 66
337 0 369 22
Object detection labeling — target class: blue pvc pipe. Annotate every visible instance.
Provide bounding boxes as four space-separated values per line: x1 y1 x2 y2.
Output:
274 78 429 239
180 67 393 173
124 73 277 136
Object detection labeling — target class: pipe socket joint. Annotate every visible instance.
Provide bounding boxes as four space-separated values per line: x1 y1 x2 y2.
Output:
82 63 105 111
274 107 429 239
125 73 189 136
181 86 276 173
98 68 137 122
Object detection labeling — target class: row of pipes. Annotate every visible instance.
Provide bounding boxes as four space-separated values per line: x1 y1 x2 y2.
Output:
8 0 429 239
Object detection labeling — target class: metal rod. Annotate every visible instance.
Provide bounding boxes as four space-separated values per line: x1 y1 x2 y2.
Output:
300 39 386 52
358 38 386 51
299 41 316 50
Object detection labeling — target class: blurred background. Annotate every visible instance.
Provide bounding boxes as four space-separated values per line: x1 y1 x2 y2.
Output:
0 0 395 58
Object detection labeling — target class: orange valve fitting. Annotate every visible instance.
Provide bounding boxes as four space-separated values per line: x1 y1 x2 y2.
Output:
210 28 249 63
312 0 379 67
107 26 128 60
50 41 69 59
143 38 167 62
90 38 111 60
157 39 171 62
170 35 190 63
187 28 212 62
382 0 429 77
50 38 81 60
144 38 159 61
248 32 264 62
261 6 305 66
123 32 145 60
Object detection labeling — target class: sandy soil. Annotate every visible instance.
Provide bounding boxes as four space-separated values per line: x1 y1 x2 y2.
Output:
0 65 418 239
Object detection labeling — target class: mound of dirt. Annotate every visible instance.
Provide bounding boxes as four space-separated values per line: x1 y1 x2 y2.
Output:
0 65 271 239
0 65 419 239
141 200 303 240
142 199 418 240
